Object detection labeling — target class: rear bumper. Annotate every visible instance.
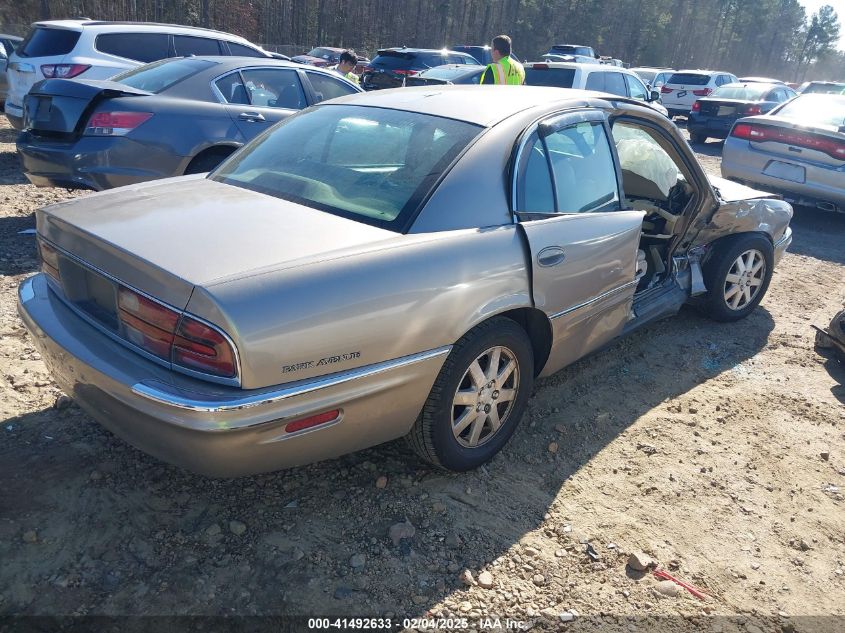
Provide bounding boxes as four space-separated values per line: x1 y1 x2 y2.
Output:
18 274 447 477
16 132 187 191
687 114 734 139
722 139 845 212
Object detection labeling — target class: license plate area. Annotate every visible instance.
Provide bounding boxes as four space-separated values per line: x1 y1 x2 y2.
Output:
763 160 806 184
717 105 736 116
58 258 120 331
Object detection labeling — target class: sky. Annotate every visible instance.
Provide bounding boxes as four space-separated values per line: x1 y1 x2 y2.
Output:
799 0 845 50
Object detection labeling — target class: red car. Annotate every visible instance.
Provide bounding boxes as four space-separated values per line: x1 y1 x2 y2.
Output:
292 46 369 75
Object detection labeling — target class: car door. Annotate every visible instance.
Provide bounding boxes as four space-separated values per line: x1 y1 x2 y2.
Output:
514 110 644 376
302 70 360 103
215 67 308 139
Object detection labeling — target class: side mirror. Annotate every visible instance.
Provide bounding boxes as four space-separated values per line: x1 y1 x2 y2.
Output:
649 90 660 102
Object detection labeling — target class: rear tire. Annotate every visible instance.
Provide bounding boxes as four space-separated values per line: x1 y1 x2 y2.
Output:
689 132 707 144
407 317 534 471
700 234 774 322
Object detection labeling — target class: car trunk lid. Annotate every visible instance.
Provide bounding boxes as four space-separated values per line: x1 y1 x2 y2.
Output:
23 78 151 139
697 98 761 118
730 115 845 168
37 175 400 310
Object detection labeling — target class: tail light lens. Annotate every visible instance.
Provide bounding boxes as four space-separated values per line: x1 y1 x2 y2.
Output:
743 104 762 115
691 101 701 112
118 288 179 360
41 64 90 79
393 69 418 76
731 123 845 160
173 316 236 378
532 63 550 70
85 111 153 136
660 85 672 93
692 88 712 96
117 286 237 379
37 238 61 283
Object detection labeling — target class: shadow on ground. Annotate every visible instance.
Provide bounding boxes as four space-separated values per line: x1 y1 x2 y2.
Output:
0 305 775 616
788 205 845 265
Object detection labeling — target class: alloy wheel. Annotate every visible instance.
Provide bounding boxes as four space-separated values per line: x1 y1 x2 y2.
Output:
451 345 520 448
723 248 766 311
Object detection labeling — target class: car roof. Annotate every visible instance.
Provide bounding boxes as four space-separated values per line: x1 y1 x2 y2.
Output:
178 56 342 74
30 19 255 43
323 85 646 126
528 61 633 73
672 69 730 75
0 34 23 40
376 47 474 55
420 64 485 74
738 76 784 83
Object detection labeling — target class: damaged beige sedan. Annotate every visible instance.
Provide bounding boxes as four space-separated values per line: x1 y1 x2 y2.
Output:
19 87 792 476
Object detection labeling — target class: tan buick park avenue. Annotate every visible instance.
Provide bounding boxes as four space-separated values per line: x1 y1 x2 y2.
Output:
19 86 793 476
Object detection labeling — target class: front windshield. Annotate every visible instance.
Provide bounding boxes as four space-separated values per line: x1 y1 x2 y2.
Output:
112 58 215 93
213 105 482 231
712 84 771 100
775 94 845 128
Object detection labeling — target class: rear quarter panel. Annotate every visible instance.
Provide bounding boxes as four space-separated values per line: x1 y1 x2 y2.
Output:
187 226 533 389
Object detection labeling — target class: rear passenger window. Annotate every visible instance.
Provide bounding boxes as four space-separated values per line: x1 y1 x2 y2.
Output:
585 72 605 92
174 35 222 56
227 42 266 58
96 33 170 63
307 72 358 103
604 73 628 97
240 68 305 109
518 122 620 214
215 72 250 104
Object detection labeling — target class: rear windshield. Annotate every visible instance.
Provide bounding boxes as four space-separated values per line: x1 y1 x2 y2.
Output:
111 58 216 93
372 52 446 70
18 27 80 58
775 95 845 128
525 67 576 88
550 45 591 56
667 73 710 86
712 84 770 100
803 82 845 94
213 105 482 231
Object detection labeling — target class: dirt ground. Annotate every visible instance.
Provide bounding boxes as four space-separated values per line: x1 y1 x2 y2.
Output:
1 115 844 632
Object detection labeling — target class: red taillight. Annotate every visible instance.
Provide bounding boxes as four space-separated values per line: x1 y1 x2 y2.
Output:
41 63 90 79
691 101 701 112
692 88 712 96
118 288 179 360
731 123 845 160
117 287 237 379
285 410 341 434
37 238 61 283
393 69 418 76
743 104 762 115
85 111 153 136
173 316 236 378
660 85 672 94
362 65 374 73
532 63 549 70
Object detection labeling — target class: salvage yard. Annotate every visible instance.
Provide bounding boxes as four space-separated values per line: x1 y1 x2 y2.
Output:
1 112 844 631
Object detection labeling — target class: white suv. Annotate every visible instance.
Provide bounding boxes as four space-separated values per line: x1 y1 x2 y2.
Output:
5 20 273 129
660 69 738 118
524 61 669 117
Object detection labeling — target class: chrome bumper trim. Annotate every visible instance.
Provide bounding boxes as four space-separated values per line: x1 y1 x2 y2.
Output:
549 279 640 320
131 345 452 413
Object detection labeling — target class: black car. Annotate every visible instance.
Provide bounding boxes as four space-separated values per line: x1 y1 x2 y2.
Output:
687 81 797 143
403 64 486 86
361 48 478 90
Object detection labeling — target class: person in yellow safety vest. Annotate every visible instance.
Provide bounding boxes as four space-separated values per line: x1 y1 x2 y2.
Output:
479 35 525 85
331 49 360 85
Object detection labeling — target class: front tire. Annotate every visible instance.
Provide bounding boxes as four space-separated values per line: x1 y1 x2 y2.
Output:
700 234 774 322
407 317 534 471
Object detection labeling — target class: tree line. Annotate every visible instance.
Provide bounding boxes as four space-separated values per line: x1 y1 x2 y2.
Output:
3 0 842 81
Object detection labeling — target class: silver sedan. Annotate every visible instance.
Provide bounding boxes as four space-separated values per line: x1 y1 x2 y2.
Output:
19 86 792 476
722 93 845 213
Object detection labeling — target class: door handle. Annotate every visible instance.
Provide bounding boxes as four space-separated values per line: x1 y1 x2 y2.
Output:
537 246 566 267
238 112 265 122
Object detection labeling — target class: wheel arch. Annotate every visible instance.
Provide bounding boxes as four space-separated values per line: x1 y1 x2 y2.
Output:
184 143 241 175
700 229 774 267
470 307 553 377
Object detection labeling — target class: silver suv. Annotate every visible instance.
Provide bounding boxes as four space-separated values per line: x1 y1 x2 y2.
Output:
5 20 273 129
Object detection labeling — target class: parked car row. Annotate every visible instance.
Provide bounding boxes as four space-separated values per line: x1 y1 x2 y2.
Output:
3 19 285 129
